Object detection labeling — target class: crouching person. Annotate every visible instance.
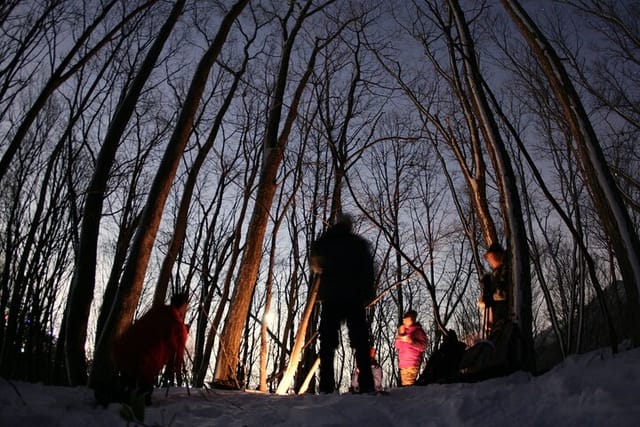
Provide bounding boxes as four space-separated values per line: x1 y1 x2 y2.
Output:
112 292 189 405
417 329 466 385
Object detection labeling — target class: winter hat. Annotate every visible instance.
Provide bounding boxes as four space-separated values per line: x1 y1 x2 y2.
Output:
403 309 417 321
485 242 505 256
332 212 353 232
170 292 189 308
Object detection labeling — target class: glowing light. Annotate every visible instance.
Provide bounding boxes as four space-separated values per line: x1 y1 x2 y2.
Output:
264 309 276 325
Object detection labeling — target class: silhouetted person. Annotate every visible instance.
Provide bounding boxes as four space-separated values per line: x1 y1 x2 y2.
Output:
417 329 466 385
460 242 523 381
310 214 375 394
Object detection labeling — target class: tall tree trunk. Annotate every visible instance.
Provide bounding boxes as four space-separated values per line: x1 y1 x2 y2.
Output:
275 274 320 394
259 184 297 391
499 0 640 345
213 0 324 386
152 28 252 308
449 0 534 371
89 0 249 390
62 0 186 386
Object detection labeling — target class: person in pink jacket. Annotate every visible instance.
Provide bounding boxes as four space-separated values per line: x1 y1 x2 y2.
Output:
394 309 428 386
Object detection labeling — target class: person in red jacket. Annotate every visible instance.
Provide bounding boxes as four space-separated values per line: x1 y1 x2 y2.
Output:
112 292 189 404
394 309 428 386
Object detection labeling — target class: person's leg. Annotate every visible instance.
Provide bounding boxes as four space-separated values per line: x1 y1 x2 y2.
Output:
318 309 339 393
346 308 374 392
399 366 419 386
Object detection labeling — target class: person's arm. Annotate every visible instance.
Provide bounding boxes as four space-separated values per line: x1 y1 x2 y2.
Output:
478 273 493 308
309 238 322 273
395 325 406 348
411 326 428 352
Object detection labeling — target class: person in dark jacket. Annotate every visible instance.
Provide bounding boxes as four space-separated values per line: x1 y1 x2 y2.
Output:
310 213 375 394
478 242 509 335
417 329 466 385
461 242 523 381
112 292 189 404
394 309 428 386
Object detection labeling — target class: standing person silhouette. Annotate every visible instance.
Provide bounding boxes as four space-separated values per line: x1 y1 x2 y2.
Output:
310 213 375 394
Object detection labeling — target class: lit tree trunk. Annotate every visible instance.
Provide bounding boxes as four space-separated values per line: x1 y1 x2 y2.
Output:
151 26 252 308
191 143 260 387
214 0 331 387
275 274 321 394
499 0 640 344
449 0 534 371
89 0 249 390
259 181 298 391
62 0 185 387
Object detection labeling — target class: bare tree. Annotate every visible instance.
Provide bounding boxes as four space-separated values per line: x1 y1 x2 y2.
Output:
0 0 159 184
190 124 262 388
89 0 249 391
151 6 261 309
63 0 186 387
0 1 62 121
213 0 343 388
445 0 534 371
499 0 640 344
0 93 75 379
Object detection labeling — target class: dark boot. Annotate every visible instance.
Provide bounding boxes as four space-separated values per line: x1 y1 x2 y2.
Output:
354 348 374 393
318 350 336 393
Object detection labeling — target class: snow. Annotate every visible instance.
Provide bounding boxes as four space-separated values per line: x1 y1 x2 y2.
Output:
2 346 640 426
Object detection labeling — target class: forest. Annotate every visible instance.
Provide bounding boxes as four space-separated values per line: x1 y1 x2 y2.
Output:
0 0 638 394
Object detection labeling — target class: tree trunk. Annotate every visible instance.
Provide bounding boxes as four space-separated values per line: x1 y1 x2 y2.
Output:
449 0 534 371
276 274 321 394
212 0 329 386
89 0 249 390
63 0 186 387
213 1 335 387
499 0 640 345
152 30 251 308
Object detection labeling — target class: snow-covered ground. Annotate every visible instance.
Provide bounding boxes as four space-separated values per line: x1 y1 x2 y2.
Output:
1 346 640 426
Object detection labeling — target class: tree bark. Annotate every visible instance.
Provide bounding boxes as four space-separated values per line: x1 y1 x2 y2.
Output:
89 0 249 390
449 0 534 371
499 0 640 345
152 23 253 308
276 274 320 394
63 0 185 387
213 0 326 386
